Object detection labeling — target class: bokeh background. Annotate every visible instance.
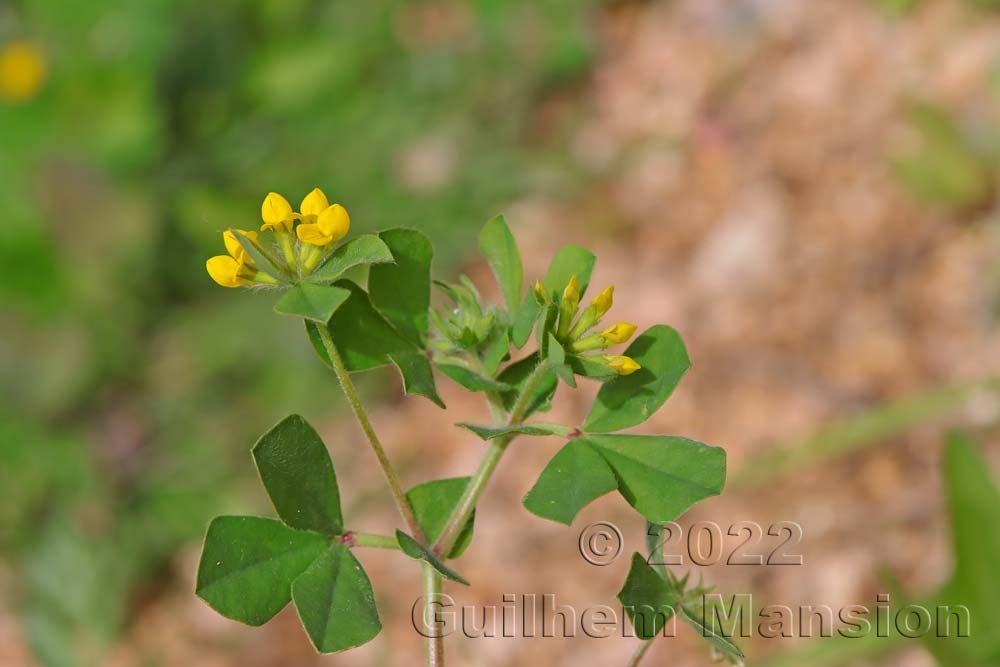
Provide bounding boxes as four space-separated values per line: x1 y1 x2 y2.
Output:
2 0 999 665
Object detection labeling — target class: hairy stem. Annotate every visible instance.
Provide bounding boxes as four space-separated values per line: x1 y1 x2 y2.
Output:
315 324 426 543
626 639 654 667
433 361 551 557
422 562 445 667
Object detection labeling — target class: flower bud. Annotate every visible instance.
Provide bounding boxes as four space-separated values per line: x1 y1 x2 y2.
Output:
591 285 614 318
533 280 547 304
605 355 641 375
562 275 580 310
599 322 637 346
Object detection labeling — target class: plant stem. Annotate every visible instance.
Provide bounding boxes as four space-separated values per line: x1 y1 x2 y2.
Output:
626 639 654 667
345 531 400 550
433 361 551 556
421 562 445 667
315 324 426 543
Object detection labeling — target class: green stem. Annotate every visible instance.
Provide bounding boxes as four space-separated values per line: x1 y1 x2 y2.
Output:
626 639 654 667
432 361 551 557
345 531 400 550
422 562 445 667
315 324 426 543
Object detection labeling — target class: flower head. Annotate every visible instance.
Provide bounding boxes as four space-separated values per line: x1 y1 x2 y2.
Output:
605 355 641 376
297 203 350 247
261 192 295 232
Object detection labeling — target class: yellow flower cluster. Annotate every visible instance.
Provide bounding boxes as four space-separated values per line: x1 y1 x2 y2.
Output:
546 276 642 376
207 188 351 288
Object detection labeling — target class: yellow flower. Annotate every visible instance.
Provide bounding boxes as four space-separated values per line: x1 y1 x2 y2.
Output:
206 255 252 288
533 279 547 304
562 275 580 310
300 188 330 222
568 284 614 340
0 40 46 102
261 192 295 232
591 285 614 318
606 355 641 376
297 203 350 247
223 229 259 265
600 322 637 346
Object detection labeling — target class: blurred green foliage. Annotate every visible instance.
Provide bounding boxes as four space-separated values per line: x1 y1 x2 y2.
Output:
0 0 600 663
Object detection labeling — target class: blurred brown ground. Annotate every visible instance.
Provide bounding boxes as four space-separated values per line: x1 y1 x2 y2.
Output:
6 0 1000 665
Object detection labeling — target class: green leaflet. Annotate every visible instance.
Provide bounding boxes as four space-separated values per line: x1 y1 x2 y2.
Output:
368 228 433 346
389 351 445 408
234 230 292 282
542 244 596 295
274 283 351 324
252 414 343 535
406 477 475 559
479 215 523 311
306 280 415 371
196 516 327 626
436 363 514 392
522 438 617 525
617 553 679 640
523 434 726 525
292 544 382 653
306 234 394 284
584 325 690 433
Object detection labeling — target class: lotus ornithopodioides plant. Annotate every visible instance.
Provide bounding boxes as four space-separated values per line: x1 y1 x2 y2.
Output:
195 190 743 666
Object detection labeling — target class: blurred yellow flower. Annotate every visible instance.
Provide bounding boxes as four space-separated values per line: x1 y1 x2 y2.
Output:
605 355 641 375
297 203 350 247
260 192 295 232
0 40 46 102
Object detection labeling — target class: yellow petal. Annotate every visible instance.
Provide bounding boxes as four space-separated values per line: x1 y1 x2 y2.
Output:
316 204 350 243
606 355 641 375
296 223 333 246
261 192 294 231
300 188 330 220
223 229 258 264
206 255 250 288
600 322 637 345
